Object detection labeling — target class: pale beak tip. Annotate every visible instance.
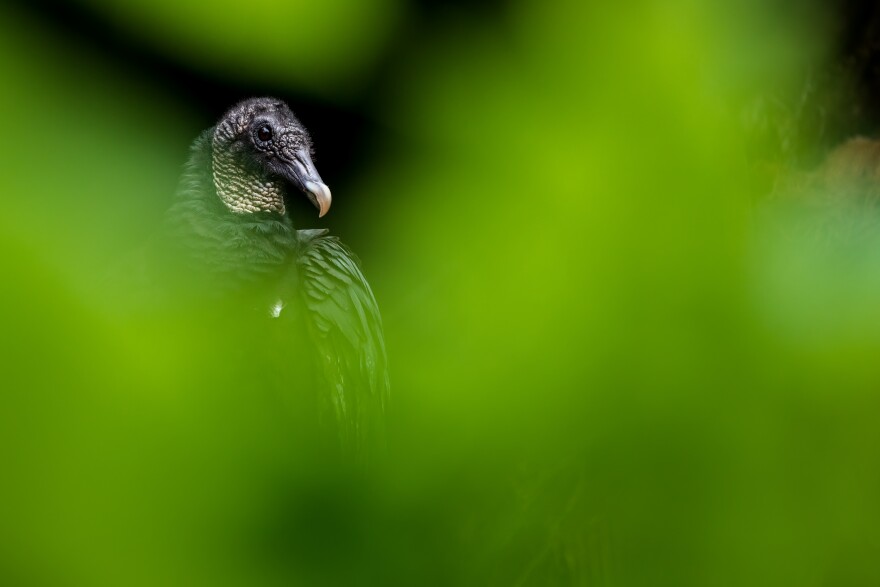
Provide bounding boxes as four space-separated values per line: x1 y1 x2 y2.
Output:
306 181 332 218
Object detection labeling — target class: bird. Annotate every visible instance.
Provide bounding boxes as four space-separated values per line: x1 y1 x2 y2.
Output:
141 97 389 457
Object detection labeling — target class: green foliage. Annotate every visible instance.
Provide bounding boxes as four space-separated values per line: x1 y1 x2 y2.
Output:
74 0 402 93
2 1 878 586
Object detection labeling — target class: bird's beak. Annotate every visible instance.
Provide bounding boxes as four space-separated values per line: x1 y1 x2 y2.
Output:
284 147 332 218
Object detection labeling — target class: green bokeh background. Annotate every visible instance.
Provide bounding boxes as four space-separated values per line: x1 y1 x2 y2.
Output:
2 0 879 585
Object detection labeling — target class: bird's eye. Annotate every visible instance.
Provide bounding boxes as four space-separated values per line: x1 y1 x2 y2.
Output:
256 125 273 142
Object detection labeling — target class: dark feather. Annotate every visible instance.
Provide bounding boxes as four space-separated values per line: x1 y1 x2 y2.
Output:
297 235 389 455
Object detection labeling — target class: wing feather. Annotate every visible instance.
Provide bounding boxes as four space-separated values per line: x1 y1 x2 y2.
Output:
297 235 389 455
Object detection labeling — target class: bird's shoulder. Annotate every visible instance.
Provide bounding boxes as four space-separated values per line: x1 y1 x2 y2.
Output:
295 230 383 349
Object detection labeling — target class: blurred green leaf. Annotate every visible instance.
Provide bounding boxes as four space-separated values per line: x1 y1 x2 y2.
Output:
73 0 403 94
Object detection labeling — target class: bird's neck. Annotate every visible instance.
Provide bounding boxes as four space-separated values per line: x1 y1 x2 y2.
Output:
167 129 299 283
211 128 286 215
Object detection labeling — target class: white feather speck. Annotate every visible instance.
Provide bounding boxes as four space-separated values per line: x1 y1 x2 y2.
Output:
270 300 285 318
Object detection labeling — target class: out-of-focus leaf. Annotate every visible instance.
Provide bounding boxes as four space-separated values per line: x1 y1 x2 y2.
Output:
72 0 403 93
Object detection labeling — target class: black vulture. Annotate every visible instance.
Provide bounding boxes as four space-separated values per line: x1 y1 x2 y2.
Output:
135 97 389 457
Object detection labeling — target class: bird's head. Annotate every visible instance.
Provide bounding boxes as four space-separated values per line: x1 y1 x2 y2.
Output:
211 97 331 217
